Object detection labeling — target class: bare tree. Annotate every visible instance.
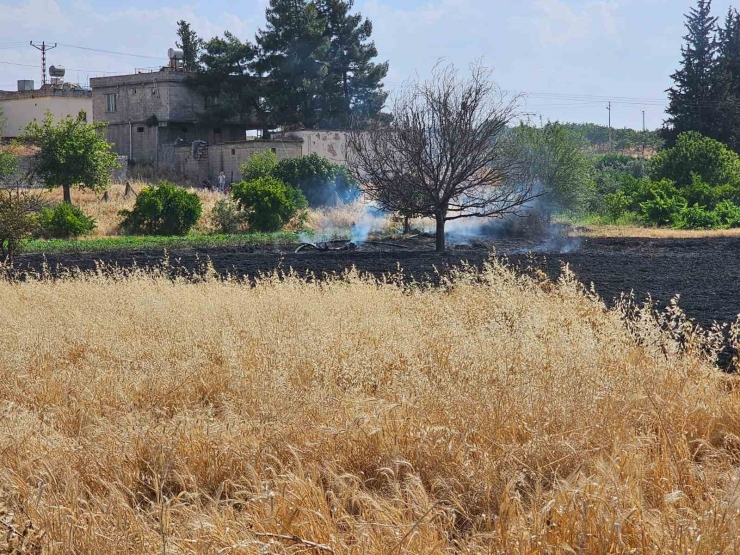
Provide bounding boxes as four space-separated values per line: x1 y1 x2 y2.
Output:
347 63 538 252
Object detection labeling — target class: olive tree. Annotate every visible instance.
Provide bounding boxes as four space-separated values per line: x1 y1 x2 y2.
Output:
347 63 537 252
24 111 118 204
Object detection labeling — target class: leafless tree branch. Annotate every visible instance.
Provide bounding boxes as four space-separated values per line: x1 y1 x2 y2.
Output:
347 62 540 251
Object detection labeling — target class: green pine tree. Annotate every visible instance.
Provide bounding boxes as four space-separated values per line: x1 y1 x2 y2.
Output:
254 0 329 129
176 20 201 72
190 32 271 134
715 7 740 150
663 0 719 146
315 0 388 128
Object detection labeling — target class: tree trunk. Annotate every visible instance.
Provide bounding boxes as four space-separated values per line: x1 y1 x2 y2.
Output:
63 185 72 204
435 212 446 252
403 215 410 234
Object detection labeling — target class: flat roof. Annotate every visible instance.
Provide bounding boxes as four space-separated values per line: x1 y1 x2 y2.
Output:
0 86 92 101
90 69 191 88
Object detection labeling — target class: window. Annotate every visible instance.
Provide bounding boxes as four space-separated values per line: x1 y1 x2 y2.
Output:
105 93 117 113
231 149 236 155
270 148 277 154
137 127 144 133
132 89 137 94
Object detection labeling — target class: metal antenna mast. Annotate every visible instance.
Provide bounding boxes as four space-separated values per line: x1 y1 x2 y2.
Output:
30 41 57 86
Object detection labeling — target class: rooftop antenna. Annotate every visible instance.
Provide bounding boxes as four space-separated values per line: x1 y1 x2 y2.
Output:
30 41 57 86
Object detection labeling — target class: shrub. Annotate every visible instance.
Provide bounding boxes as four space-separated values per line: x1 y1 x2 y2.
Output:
240 149 277 183
604 190 631 222
271 153 360 206
211 198 245 234
119 182 202 236
639 181 687 226
713 200 740 227
649 131 740 189
675 204 721 229
38 203 96 239
231 176 307 232
0 190 39 258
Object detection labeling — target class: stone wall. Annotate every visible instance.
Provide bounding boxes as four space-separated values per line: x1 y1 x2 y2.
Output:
161 139 303 184
275 130 350 165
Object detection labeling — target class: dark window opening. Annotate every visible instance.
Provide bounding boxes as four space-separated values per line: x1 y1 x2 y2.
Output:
270 148 277 154
231 149 236 155
137 127 144 133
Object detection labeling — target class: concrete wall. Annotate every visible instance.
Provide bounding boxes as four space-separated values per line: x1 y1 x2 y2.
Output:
162 140 303 183
91 72 203 126
278 130 350 165
0 94 92 138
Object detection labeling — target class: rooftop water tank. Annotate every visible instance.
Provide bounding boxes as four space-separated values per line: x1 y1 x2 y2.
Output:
49 65 65 78
17 80 34 92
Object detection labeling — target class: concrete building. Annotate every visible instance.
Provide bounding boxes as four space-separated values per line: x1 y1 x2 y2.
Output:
0 82 92 138
90 54 356 183
90 69 253 166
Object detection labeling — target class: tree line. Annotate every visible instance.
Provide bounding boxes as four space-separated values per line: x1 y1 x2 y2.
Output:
176 0 388 134
664 0 740 151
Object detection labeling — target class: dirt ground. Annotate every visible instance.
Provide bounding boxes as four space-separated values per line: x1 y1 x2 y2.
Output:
10 234 740 331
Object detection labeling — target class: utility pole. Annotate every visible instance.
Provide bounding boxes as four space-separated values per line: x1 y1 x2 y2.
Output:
30 41 57 86
606 102 612 152
642 110 646 158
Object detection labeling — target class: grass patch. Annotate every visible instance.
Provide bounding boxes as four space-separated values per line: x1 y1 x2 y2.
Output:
20 231 300 255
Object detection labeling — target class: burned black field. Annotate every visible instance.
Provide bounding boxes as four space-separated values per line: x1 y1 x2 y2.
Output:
12 234 740 330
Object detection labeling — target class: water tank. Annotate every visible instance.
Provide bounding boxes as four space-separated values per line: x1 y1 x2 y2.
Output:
49 65 65 78
17 80 34 92
167 48 184 60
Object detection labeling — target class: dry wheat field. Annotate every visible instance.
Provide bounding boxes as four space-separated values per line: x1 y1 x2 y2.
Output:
1 260 740 554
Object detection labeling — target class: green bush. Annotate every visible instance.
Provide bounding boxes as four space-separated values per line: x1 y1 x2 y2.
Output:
675 204 721 229
271 153 360 206
38 203 96 239
0 191 39 258
119 182 202 236
713 200 740 227
231 176 307 232
211 198 245 234
240 149 277 183
649 131 740 190
604 190 631 222
639 181 687 226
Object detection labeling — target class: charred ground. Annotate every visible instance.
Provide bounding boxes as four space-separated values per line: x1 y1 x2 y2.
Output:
9 234 739 330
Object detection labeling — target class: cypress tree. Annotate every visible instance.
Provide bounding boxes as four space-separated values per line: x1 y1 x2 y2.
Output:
254 0 329 129
715 8 740 150
663 0 719 145
315 0 388 128
176 20 201 72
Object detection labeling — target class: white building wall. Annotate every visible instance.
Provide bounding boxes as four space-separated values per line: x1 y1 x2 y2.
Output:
279 130 349 165
0 96 92 138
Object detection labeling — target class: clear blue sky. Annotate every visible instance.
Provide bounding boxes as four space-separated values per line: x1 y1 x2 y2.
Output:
1 0 736 130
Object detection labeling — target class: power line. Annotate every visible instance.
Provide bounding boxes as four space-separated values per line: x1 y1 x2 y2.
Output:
56 43 162 60
0 59 123 74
